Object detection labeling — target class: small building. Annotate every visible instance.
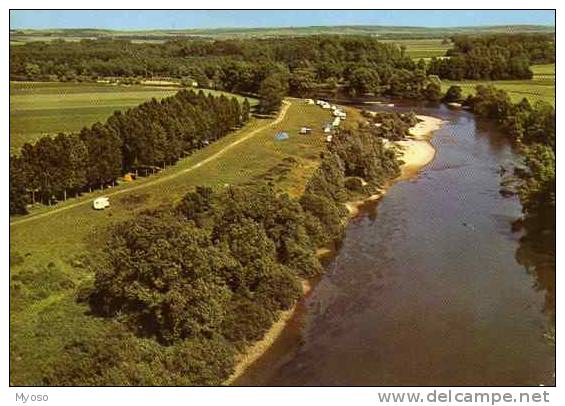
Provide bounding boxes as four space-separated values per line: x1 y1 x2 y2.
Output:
299 127 312 134
325 135 333 142
275 131 289 141
323 124 332 133
305 99 315 105
93 197 110 210
332 117 341 127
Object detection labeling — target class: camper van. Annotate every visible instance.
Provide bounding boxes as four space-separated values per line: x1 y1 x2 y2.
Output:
93 197 110 210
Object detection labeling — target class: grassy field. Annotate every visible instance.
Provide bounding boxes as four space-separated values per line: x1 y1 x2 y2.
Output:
440 63 555 106
531 63 556 76
10 82 253 154
10 98 332 385
382 38 450 60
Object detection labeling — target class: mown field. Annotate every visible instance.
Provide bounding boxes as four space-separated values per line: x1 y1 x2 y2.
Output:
10 82 252 154
382 38 450 60
10 98 332 385
441 63 555 105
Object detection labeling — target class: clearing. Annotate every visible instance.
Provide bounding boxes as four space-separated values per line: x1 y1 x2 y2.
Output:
382 38 450 60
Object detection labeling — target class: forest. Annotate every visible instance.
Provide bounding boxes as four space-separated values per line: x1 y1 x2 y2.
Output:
44 115 401 385
427 34 555 80
9 89 250 215
11 36 442 100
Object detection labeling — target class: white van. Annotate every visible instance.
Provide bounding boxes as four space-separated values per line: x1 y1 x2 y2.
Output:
93 197 110 210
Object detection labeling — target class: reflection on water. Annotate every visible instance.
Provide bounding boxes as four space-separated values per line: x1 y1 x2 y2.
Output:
234 103 555 387
515 214 556 328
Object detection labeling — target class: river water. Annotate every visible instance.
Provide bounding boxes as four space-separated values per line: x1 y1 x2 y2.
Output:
235 103 555 386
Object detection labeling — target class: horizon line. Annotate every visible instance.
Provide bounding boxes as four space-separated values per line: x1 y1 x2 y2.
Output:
10 23 556 32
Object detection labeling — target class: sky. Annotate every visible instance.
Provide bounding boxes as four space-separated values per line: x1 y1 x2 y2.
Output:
10 10 555 30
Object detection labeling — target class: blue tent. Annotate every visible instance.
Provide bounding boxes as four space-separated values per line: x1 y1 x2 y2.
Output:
275 131 289 141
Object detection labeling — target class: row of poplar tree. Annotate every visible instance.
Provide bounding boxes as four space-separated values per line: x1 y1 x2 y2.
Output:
10 89 251 214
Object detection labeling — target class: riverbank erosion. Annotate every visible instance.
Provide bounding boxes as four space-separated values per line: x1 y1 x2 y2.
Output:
227 113 446 384
345 114 446 217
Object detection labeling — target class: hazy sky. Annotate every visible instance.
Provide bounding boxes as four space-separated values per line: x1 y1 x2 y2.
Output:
10 10 555 30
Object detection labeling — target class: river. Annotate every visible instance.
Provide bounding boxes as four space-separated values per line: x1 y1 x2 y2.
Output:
234 102 555 386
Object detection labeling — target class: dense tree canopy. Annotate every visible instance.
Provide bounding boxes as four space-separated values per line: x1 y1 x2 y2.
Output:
11 35 446 101
428 34 554 80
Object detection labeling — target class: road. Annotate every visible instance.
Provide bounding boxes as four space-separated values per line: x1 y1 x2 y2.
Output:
10 100 291 227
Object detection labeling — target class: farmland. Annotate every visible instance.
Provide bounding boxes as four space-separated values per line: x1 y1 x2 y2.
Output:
441 63 555 105
382 38 450 60
9 98 332 385
10 82 254 154
10 24 554 43
10 82 178 153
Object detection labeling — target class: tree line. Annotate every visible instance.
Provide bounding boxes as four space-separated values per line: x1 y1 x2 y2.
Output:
10 89 251 215
44 115 402 385
462 84 554 240
11 35 443 101
427 33 554 80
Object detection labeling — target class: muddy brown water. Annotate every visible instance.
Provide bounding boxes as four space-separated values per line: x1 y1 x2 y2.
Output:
234 103 555 386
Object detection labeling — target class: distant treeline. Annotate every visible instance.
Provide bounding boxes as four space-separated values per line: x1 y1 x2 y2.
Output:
9 89 251 215
45 119 401 385
427 34 555 80
11 36 442 100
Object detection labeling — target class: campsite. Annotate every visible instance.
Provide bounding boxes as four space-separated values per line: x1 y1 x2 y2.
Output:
9 10 555 390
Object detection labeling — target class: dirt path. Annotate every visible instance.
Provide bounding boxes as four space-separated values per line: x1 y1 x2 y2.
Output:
11 100 291 227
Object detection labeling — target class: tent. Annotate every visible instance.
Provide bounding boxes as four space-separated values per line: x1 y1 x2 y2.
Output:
275 132 289 141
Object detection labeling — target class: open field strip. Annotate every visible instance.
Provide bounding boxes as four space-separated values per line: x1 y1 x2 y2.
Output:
10 98 331 385
382 38 450 60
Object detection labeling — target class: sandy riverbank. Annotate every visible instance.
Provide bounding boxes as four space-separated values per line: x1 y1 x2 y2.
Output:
345 114 446 216
225 113 446 385
224 279 312 385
